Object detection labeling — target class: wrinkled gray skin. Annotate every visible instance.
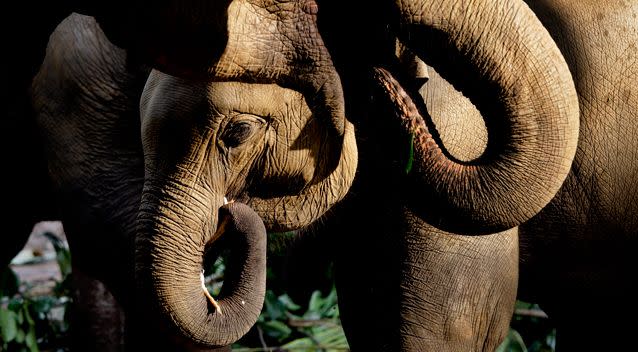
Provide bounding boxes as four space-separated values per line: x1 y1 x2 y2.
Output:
24 10 358 351
5 0 583 350
327 1 637 351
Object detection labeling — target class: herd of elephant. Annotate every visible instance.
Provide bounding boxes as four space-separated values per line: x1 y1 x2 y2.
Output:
3 0 637 351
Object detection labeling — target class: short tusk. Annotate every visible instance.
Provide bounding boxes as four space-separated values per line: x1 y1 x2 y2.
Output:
201 270 222 314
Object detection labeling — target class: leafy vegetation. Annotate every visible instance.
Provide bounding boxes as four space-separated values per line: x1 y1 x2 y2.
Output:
0 233 71 352
205 246 348 351
231 288 348 351
2 232 555 351
497 302 556 352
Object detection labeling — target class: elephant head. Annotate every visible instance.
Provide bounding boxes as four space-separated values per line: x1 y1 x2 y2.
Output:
82 0 347 150
136 72 356 348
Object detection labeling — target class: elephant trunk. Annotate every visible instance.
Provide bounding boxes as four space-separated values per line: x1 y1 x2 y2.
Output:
136 180 266 348
382 0 579 233
248 120 358 232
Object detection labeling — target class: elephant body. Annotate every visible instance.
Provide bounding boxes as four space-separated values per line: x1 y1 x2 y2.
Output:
332 1 637 351
519 1 638 349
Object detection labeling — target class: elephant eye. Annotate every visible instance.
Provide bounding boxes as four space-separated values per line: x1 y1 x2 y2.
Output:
220 115 265 148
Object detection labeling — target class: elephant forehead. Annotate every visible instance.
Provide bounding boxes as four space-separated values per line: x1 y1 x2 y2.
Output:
206 82 311 119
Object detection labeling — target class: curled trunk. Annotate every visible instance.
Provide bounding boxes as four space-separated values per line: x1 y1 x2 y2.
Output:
378 0 579 233
248 120 357 232
136 198 266 348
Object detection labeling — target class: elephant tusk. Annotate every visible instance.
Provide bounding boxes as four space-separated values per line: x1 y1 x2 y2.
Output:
201 270 222 315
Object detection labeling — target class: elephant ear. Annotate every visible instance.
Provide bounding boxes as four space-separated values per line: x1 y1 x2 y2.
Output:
376 0 579 234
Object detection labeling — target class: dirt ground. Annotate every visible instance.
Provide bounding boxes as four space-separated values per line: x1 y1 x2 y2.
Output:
10 221 66 295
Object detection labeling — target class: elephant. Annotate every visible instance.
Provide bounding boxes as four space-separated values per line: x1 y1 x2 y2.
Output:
5 0 583 350
20 9 359 350
325 1 637 351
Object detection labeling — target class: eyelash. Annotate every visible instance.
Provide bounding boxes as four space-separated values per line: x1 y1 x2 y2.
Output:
220 115 267 148
222 121 255 147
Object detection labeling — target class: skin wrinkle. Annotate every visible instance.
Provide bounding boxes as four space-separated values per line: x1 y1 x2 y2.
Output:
139 199 262 346
332 4 552 336
198 0 348 142
373 48 575 232
511 4 638 349
214 0 324 81
390 204 519 351
385 3 636 349
137 66 356 346
419 65 487 161
34 17 146 227
29 1 613 350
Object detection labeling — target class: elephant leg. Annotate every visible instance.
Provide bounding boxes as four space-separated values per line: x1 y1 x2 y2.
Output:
336 206 518 351
69 266 126 351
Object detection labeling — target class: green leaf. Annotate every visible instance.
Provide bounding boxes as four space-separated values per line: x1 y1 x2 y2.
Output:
318 288 338 315
496 329 528 352
309 324 349 349
23 304 35 326
405 133 415 174
278 294 301 311
16 307 24 325
280 336 316 350
8 297 24 311
31 296 56 320
263 290 284 321
307 290 323 313
510 329 528 352
0 308 18 343
25 326 39 352
42 232 72 279
261 320 292 342
545 329 557 350
324 304 340 319
15 325 25 343
514 300 533 310
302 289 340 321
